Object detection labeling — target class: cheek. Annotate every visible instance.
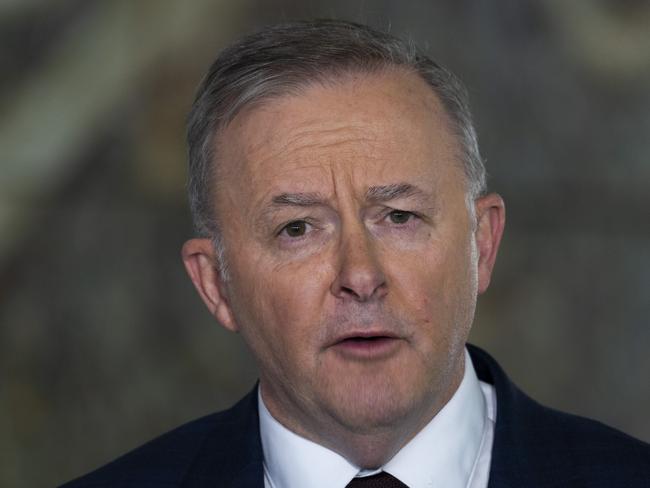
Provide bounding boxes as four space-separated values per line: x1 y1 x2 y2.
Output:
437 241 479 345
230 253 332 360
388 237 476 331
268 257 332 320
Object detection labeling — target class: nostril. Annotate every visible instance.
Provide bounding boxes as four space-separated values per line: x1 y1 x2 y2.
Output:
336 280 387 302
331 238 387 302
340 286 357 297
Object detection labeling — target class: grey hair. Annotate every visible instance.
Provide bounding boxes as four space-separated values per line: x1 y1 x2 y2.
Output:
187 19 487 259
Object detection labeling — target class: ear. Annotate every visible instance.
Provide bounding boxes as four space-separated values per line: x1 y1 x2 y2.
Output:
181 238 239 332
473 193 506 294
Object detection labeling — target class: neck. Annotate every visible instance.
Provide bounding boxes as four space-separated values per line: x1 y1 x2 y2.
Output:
259 359 465 468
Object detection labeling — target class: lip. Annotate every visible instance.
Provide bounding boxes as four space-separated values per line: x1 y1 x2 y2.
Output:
329 331 402 360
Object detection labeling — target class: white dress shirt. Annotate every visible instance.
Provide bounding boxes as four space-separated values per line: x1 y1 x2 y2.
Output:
259 348 497 488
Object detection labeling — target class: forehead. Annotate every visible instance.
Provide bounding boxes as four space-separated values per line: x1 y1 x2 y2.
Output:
214 70 464 206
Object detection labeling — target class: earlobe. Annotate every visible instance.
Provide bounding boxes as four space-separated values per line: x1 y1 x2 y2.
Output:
474 193 506 294
181 238 239 332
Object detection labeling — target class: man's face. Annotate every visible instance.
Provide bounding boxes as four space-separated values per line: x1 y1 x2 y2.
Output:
184 70 503 458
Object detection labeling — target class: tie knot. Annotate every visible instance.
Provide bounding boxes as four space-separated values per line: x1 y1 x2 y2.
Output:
346 471 408 488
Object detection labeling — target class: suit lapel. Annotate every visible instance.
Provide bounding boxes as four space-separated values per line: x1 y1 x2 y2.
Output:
468 345 557 488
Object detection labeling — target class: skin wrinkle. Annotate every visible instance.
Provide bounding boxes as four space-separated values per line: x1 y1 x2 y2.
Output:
241 108 377 173
256 74 457 456
182 69 505 468
261 185 438 233
243 74 459 452
216 78 459 237
247 165 446 247
203 66 478 248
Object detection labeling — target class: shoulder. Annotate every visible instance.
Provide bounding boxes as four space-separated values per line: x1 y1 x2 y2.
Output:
468 345 650 487
522 396 650 483
60 388 262 488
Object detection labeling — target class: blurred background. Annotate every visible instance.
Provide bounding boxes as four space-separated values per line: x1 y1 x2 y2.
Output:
1 0 649 486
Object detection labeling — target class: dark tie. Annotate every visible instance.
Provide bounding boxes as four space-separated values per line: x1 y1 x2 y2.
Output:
345 471 408 488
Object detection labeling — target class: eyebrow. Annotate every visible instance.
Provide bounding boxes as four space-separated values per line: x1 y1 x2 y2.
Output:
271 192 326 207
267 183 430 210
365 183 429 203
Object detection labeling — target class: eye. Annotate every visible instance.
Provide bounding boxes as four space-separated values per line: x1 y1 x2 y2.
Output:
280 220 310 238
387 210 415 224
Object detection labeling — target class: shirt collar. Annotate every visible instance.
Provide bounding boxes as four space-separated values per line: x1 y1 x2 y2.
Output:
259 348 487 488
259 391 359 488
382 348 487 487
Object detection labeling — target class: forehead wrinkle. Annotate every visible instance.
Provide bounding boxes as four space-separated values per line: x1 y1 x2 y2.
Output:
245 119 378 169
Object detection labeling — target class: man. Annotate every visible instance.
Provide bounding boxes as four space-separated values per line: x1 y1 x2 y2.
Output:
63 19 650 488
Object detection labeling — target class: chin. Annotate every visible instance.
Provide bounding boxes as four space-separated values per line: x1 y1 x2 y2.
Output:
322 377 427 434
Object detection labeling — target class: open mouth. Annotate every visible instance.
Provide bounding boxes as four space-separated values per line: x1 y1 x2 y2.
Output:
332 334 401 358
340 336 392 343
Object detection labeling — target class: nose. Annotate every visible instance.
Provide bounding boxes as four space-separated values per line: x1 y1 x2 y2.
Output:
330 229 387 302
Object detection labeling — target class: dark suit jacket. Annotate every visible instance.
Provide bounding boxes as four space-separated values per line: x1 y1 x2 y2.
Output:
62 345 650 487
